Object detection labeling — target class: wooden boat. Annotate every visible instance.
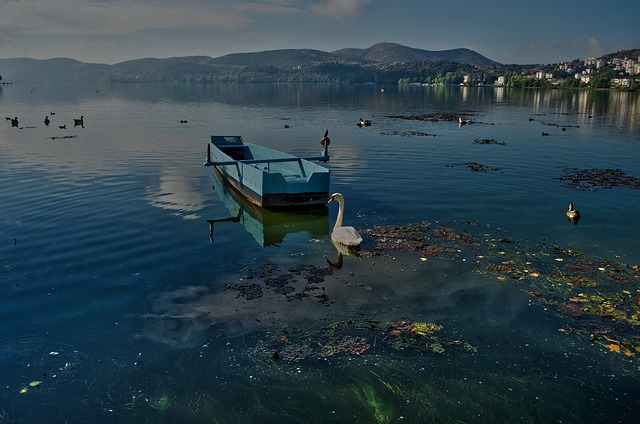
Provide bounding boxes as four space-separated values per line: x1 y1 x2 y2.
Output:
204 135 330 208
208 170 328 246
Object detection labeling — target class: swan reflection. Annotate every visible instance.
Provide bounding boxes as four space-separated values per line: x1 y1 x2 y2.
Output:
324 240 361 269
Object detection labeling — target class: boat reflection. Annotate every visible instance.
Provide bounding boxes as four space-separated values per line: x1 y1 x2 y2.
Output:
208 170 329 246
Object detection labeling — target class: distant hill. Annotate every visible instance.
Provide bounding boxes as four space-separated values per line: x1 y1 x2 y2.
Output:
332 42 499 66
0 57 110 82
0 42 499 83
210 49 339 67
208 43 498 67
600 48 640 62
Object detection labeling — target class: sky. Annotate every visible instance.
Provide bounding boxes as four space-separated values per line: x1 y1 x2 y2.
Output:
0 0 638 65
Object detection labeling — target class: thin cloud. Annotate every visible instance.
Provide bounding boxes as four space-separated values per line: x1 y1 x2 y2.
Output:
310 0 372 21
0 0 263 36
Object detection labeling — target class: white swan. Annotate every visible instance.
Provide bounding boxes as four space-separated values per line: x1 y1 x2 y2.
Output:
327 192 362 247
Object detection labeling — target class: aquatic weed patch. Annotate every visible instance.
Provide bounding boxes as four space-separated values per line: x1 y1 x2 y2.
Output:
384 113 462 122
474 138 506 146
494 245 640 358
365 221 640 362
224 282 263 300
250 317 477 365
224 263 334 303
555 167 640 191
444 162 503 173
380 130 437 137
366 221 479 260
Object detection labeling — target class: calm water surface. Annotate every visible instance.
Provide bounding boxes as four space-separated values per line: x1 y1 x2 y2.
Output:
1 83 639 423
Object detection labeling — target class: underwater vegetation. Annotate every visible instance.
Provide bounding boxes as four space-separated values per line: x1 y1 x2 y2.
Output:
366 221 640 361
351 381 395 424
224 263 334 303
250 317 477 364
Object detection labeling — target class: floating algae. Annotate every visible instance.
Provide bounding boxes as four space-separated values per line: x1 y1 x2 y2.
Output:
385 112 463 122
250 317 476 364
366 221 477 259
474 138 506 146
555 167 640 191
380 130 437 138
365 221 640 362
444 162 503 173
224 282 263 300
224 263 334 303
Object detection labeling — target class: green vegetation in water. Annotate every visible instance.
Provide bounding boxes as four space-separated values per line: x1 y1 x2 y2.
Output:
250 317 475 365
555 167 640 191
351 382 395 424
366 221 640 362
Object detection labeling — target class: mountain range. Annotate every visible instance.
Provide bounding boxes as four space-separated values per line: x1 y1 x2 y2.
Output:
0 42 498 83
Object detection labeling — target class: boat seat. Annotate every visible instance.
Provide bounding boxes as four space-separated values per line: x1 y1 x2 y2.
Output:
284 175 305 182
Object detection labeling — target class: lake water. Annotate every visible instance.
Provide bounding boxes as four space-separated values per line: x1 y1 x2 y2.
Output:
1 83 639 423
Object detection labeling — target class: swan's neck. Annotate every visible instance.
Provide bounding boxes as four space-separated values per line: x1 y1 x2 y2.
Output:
333 198 344 231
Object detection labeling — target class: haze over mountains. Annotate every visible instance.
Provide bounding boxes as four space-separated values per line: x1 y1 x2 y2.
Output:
0 42 498 82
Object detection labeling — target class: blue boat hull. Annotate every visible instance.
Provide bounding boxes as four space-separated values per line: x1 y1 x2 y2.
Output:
205 135 330 208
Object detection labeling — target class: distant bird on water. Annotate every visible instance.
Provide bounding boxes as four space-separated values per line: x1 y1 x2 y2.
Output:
320 129 331 156
566 203 580 225
74 116 84 127
44 116 50 126
357 118 372 127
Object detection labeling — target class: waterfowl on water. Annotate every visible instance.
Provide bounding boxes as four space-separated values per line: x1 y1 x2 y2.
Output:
320 129 330 156
44 116 50 126
74 116 84 127
357 118 372 127
566 203 580 225
327 192 362 248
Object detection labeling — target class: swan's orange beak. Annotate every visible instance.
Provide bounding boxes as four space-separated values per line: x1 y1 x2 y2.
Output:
327 196 335 204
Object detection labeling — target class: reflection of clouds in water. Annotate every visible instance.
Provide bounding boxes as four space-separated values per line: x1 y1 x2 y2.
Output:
142 252 530 348
146 173 204 220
